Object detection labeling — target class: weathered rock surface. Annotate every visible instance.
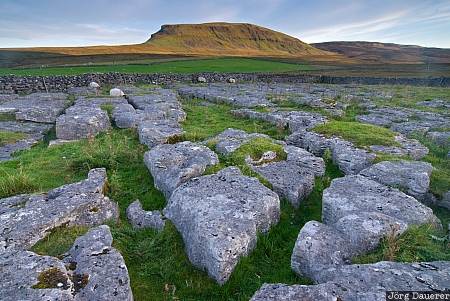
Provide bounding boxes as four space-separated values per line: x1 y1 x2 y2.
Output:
126 200 165 231
370 135 429 160
164 167 280 284
360 160 433 199
286 130 333 156
284 145 325 177
209 128 273 156
0 168 119 252
251 161 315 207
56 106 111 140
0 225 133 301
252 261 450 301
427 131 450 147
112 103 137 128
250 283 341 301
63 225 133 301
331 140 376 175
144 141 219 198
322 175 440 226
138 119 184 148
0 92 70 123
291 221 353 279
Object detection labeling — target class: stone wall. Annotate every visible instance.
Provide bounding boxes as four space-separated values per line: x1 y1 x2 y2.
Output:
1 72 449 93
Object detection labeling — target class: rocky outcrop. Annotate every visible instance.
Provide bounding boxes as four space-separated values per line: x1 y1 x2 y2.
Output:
0 92 70 123
322 175 439 226
164 167 280 284
252 261 450 301
138 119 184 147
56 106 111 140
0 168 119 252
360 160 433 200
0 225 133 301
144 141 219 198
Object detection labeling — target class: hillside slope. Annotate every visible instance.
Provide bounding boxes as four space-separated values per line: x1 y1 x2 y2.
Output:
0 23 344 62
312 41 450 64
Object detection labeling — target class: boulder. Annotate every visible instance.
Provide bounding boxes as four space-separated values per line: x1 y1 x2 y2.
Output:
138 119 184 148
0 225 133 301
284 145 325 177
63 225 133 301
333 211 408 254
253 261 450 301
291 221 353 279
56 106 111 140
164 167 280 284
89 81 100 89
427 131 450 147
286 130 333 156
331 140 376 175
251 161 314 207
359 160 433 199
322 175 440 226
126 200 165 231
109 88 125 97
112 103 137 128
144 141 219 198
0 168 119 251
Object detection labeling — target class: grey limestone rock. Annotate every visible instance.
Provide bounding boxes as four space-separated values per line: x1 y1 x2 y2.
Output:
291 221 353 279
138 119 184 148
164 167 280 284
0 168 119 252
209 128 273 156
322 175 440 226
250 283 342 301
284 145 325 177
251 160 315 207
360 160 433 199
56 106 111 140
126 200 165 231
0 225 133 301
427 131 450 147
144 141 219 198
331 140 376 175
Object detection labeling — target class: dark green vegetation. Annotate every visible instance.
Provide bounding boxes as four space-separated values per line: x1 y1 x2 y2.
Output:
0 130 27 146
0 58 312 76
0 85 448 300
32 268 70 289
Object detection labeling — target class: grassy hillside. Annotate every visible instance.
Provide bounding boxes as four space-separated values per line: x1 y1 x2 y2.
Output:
0 23 347 67
313 41 450 64
0 58 313 76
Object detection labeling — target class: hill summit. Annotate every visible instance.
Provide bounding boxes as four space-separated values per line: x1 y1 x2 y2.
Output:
143 22 331 57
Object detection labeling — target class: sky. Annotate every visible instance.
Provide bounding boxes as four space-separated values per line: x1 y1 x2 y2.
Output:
1 0 449 48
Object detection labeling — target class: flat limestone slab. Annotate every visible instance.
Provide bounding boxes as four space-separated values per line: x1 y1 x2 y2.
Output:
144 141 219 198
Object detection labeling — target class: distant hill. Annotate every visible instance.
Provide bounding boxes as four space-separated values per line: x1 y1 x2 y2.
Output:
312 41 450 64
0 23 344 64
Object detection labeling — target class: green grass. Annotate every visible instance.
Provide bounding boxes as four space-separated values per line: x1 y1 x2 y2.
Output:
0 98 340 300
0 58 313 76
181 98 287 142
313 120 400 147
1 84 449 300
0 130 27 146
353 224 450 264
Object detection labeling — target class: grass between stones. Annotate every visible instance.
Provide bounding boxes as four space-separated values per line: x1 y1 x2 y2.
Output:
313 120 400 147
0 90 448 300
0 130 27 147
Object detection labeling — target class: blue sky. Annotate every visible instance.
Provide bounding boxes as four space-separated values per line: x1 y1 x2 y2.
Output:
1 0 449 48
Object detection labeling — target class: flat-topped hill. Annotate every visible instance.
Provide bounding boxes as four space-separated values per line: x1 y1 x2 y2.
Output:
0 22 343 62
143 22 332 57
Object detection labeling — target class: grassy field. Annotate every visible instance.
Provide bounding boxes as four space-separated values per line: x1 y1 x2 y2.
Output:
0 57 312 76
0 86 449 300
